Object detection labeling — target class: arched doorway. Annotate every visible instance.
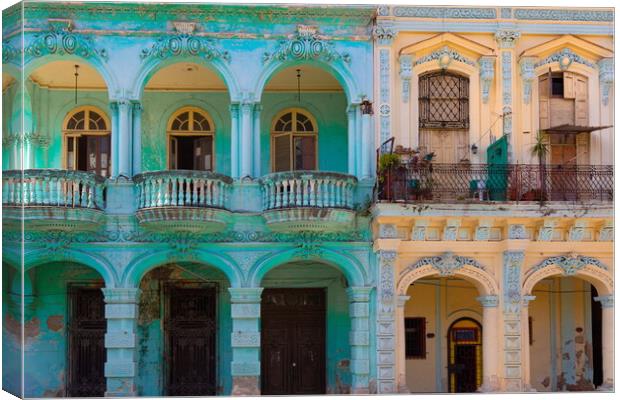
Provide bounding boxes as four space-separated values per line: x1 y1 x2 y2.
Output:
136 263 232 396
528 276 603 391
259 261 351 395
447 318 482 393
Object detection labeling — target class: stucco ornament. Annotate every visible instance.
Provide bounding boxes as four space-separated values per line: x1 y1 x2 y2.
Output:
533 253 607 276
25 20 108 62
478 56 495 104
140 31 231 62
495 30 520 48
414 46 476 69
503 251 524 314
534 47 595 70
406 252 485 277
2 40 20 64
399 55 413 102
262 25 350 64
598 58 613 106
372 24 396 45
519 57 536 104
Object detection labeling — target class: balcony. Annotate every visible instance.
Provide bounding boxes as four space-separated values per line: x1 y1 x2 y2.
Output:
133 170 233 232
379 163 613 203
260 171 358 232
2 169 106 230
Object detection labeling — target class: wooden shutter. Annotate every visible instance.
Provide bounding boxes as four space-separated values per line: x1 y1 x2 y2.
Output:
539 74 550 130
169 137 178 169
574 75 588 126
576 132 589 164
273 134 291 172
193 137 213 171
563 72 576 99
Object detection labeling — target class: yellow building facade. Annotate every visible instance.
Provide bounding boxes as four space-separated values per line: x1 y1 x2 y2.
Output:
372 6 613 393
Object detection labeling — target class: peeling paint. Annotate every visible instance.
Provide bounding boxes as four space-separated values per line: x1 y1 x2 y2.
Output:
46 315 63 332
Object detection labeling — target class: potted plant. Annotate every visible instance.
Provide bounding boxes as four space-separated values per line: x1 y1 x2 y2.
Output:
531 131 549 205
378 153 401 200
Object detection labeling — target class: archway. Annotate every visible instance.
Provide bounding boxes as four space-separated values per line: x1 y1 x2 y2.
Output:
135 262 233 396
259 261 352 395
139 62 232 175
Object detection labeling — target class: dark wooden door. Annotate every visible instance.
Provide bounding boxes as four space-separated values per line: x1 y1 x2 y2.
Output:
453 345 477 393
67 286 106 397
261 288 326 395
165 286 216 396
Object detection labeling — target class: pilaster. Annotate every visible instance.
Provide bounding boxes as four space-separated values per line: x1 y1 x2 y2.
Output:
131 102 143 175
477 295 500 392
374 23 395 151
501 250 525 392
113 99 132 178
495 30 520 163
347 286 372 394
239 101 254 179
252 104 262 177
230 103 240 179
102 288 140 397
347 104 358 176
229 287 263 396
375 250 397 393
395 295 410 393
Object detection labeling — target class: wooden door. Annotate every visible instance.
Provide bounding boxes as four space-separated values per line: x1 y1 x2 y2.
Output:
453 345 478 393
261 288 326 395
193 136 213 171
67 286 106 397
448 321 481 393
420 129 468 163
165 286 216 396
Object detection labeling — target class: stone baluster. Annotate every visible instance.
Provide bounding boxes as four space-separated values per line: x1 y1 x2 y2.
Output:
229 288 263 396
102 288 140 397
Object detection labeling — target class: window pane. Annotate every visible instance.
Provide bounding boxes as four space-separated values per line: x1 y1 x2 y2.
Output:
193 112 211 132
67 111 85 130
88 111 106 130
172 112 190 131
66 137 75 169
296 113 314 131
274 134 291 172
193 136 213 171
275 112 293 132
294 136 316 170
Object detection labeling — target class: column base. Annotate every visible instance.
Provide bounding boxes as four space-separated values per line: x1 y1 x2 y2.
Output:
477 375 500 392
105 390 137 397
351 387 370 394
232 376 260 396
597 379 614 392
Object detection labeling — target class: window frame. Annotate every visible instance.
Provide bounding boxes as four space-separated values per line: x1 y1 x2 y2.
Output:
418 71 470 130
404 317 427 359
62 106 111 176
270 108 319 172
166 106 216 171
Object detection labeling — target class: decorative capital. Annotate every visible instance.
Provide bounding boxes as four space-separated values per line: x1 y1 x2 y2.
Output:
508 224 527 240
25 19 108 62
495 30 521 48
598 58 614 106
131 101 143 112
263 25 350 64
2 39 20 65
396 295 410 307
594 295 614 308
522 295 536 307
400 54 413 103
373 24 396 45
140 32 230 63
479 56 495 104
228 288 263 303
102 288 141 304
347 286 372 303
476 295 499 308
414 46 476 69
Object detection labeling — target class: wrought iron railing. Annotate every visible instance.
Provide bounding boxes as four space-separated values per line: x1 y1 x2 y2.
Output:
2 169 106 209
260 171 357 211
134 170 233 210
378 163 613 203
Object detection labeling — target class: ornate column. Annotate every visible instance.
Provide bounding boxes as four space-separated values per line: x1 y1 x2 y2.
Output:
115 99 132 178
109 102 119 177
230 103 240 179
495 31 520 162
229 288 263 395
395 295 410 393
373 24 395 151
347 287 372 394
520 56 537 162
477 295 500 392
399 55 413 149
252 104 262 177
361 104 373 179
594 295 614 390
102 288 140 397
376 250 397 393
239 101 254 179
131 102 143 176
501 250 525 392
347 104 358 176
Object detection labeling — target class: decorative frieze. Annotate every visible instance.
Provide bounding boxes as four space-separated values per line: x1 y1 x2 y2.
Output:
519 57 537 104
513 8 613 22
413 46 476 69
568 220 588 241
405 252 485 277
392 7 496 19
140 32 230 62
2 39 20 64
25 20 109 62
474 219 493 241
534 47 595 70
598 221 613 242
479 56 495 104
502 251 524 314
399 55 413 103
442 219 461 241
379 223 398 239
263 25 350 64
410 219 428 241
598 58 614 106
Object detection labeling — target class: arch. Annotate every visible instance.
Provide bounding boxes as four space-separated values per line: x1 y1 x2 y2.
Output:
522 254 612 296
132 55 240 101
23 249 117 287
248 247 367 288
397 253 499 297
62 105 111 132
167 106 216 133
24 54 117 98
255 58 359 104
120 249 243 288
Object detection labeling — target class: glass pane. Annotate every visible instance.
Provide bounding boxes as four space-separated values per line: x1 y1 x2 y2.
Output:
88 111 106 130
274 112 292 132
66 137 75 169
294 136 316 170
273 134 291 172
100 135 110 168
87 137 98 170
193 112 211 132
296 113 314 132
67 111 85 130
172 112 190 131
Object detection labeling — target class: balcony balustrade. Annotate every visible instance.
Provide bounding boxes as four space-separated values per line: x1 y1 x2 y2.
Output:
133 170 233 231
2 169 106 229
260 171 358 232
378 163 613 203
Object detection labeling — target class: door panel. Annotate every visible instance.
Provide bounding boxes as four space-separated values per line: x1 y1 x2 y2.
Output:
67 286 106 397
454 345 477 393
261 288 326 395
165 286 216 396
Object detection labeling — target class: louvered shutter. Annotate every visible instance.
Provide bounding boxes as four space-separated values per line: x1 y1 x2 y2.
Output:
539 74 550 130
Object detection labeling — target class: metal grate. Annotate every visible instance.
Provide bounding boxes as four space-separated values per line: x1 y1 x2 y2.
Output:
419 72 469 129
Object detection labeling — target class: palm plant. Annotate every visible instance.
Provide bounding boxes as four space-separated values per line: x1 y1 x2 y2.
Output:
531 130 549 204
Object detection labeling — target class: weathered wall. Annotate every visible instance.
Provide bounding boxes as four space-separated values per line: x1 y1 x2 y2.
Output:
262 262 352 394
404 277 482 393
2 262 22 397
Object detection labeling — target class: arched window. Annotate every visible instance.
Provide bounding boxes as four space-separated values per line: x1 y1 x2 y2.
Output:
167 107 215 171
418 71 469 163
271 109 317 172
63 107 111 177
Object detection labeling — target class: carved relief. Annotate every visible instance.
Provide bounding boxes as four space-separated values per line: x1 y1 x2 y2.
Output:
25 20 109 62
263 25 350 64
140 32 230 62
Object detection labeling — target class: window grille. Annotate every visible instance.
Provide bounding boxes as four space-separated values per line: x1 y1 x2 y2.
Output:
419 72 469 129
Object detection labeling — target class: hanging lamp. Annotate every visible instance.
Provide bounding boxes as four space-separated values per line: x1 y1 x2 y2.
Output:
74 64 80 104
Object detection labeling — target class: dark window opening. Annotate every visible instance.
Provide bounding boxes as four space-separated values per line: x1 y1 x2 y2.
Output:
551 76 564 97
405 317 426 359
171 135 213 171
591 285 603 387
